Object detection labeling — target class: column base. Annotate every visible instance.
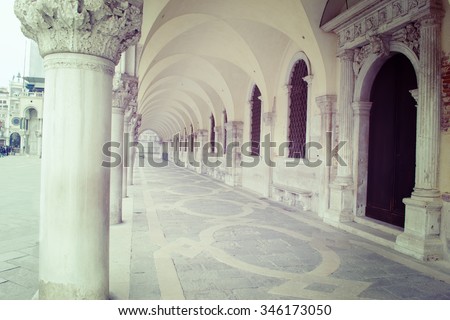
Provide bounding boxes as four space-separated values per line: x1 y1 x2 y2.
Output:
110 214 123 225
110 200 123 225
323 182 354 225
39 281 109 300
395 233 443 261
395 197 443 261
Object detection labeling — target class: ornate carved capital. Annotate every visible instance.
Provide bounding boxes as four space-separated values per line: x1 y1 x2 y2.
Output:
316 95 337 115
133 113 142 140
409 89 419 105
302 75 314 87
419 11 444 27
112 72 138 110
196 129 209 139
14 0 143 64
338 50 354 62
283 84 292 96
262 112 275 126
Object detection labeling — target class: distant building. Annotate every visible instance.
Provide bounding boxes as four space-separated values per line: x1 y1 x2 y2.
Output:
0 75 44 155
0 37 45 154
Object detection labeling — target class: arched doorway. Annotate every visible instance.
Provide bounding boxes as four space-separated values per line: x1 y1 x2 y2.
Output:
10 132 21 149
366 53 417 228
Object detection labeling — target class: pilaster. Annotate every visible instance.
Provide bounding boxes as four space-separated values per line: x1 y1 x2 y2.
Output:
396 12 444 260
352 101 373 217
316 95 337 217
325 50 355 224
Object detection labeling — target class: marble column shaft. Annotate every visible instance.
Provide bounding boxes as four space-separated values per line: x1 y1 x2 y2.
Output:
413 14 442 198
317 95 337 216
110 104 125 225
14 0 143 299
352 101 373 216
336 50 355 183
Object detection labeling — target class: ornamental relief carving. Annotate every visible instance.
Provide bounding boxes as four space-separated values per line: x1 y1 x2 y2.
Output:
133 114 142 141
338 0 428 48
353 35 391 75
14 0 143 64
391 22 421 57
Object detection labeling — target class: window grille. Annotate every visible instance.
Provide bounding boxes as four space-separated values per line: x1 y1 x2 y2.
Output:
288 60 309 158
223 110 228 153
190 124 194 153
210 114 216 153
250 85 261 156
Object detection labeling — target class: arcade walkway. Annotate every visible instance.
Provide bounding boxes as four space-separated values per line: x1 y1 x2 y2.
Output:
2 157 450 299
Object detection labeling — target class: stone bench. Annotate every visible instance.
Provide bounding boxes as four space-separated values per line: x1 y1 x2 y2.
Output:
272 183 312 211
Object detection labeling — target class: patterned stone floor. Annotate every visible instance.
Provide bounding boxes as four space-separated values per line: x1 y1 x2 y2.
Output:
2 156 450 300
0 156 39 300
129 161 450 300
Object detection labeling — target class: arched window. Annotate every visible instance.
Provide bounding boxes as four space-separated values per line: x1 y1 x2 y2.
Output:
250 85 261 156
223 109 228 153
288 60 309 159
210 113 216 153
189 124 194 153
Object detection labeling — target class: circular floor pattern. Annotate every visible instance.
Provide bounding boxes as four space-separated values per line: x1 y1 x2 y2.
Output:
175 198 254 219
164 184 220 197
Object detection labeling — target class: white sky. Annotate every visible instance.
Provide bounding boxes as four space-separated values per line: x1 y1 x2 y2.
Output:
0 0 27 88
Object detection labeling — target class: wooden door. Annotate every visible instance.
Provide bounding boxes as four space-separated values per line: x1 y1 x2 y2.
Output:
366 54 417 227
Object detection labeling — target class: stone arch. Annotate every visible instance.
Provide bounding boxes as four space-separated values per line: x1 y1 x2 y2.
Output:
284 51 312 85
10 132 21 149
354 43 419 102
23 106 38 118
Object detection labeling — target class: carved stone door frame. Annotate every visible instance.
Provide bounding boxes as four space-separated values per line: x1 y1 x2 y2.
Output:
322 0 444 260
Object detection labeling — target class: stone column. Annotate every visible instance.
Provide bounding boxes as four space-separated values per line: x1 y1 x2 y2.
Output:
352 101 372 217
14 0 142 299
224 121 243 187
214 126 223 154
325 50 355 224
397 13 444 260
123 104 137 198
110 73 134 225
263 111 275 197
316 95 337 217
335 50 355 182
111 101 125 225
196 129 208 174
129 114 141 186
412 15 442 199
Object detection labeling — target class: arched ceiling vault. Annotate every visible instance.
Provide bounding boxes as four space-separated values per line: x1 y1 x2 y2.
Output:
138 0 337 138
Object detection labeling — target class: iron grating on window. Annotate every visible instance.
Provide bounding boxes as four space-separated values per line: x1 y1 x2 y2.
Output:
288 60 309 159
210 114 216 153
223 110 228 154
250 85 261 156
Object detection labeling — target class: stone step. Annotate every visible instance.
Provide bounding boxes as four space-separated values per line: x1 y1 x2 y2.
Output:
340 217 403 249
